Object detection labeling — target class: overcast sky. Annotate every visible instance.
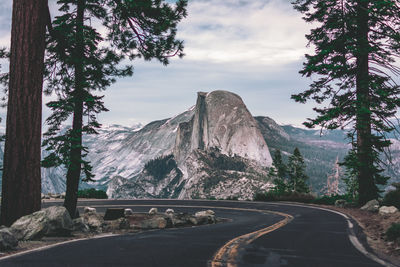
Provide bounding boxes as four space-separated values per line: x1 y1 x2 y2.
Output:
0 0 318 129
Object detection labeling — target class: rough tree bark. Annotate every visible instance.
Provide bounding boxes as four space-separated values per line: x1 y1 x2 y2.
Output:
0 0 48 226
355 0 376 205
64 0 85 218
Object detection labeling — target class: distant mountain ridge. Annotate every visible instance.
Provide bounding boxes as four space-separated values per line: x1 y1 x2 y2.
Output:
0 90 398 197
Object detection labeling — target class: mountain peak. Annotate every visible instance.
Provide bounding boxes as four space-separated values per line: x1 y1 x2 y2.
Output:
175 90 272 167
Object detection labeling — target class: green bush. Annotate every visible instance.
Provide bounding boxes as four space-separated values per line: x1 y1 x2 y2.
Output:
382 186 400 209
77 188 108 199
253 191 315 203
386 223 400 242
313 194 356 205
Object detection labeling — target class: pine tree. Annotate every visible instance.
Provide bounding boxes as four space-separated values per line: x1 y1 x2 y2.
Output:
287 148 310 193
43 0 187 217
0 0 48 226
271 149 288 194
291 0 400 204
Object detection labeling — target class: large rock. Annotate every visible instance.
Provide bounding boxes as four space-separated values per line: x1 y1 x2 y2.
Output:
0 227 18 251
195 210 216 224
379 206 398 215
360 199 380 212
81 211 105 232
140 217 168 229
10 206 72 240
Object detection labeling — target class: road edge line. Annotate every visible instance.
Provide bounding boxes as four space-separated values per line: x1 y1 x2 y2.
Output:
267 202 396 267
0 233 118 262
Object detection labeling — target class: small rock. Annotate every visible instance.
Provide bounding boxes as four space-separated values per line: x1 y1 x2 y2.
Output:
140 217 167 229
165 209 174 215
124 209 133 216
82 212 104 232
0 228 18 251
195 210 216 224
334 199 346 208
195 210 215 217
72 218 90 233
360 199 380 212
379 206 398 215
170 213 189 227
84 207 97 214
107 218 130 231
61 192 66 199
148 208 158 215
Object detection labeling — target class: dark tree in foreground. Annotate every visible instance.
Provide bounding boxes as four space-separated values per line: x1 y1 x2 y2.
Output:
1 0 48 226
287 148 310 193
43 0 187 217
292 0 400 204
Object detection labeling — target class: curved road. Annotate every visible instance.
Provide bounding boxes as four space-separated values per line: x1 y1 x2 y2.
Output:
0 200 387 267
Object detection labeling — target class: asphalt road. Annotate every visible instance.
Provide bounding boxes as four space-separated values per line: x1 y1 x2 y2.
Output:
0 200 386 267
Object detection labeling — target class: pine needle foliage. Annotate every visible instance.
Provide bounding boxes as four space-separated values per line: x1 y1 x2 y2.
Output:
291 0 400 204
287 148 310 193
42 0 187 216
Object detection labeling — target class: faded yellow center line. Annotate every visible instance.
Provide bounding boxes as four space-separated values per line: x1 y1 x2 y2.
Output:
211 211 293 267
79 203 292 267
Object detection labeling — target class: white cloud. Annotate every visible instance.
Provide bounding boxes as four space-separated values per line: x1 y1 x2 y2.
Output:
177 0 310 65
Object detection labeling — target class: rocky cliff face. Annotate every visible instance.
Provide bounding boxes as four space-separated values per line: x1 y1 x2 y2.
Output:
3 91 397 197
175 91 272 166
109 90 274 200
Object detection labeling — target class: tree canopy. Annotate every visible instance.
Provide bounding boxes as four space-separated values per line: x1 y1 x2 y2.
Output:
292 0 400 204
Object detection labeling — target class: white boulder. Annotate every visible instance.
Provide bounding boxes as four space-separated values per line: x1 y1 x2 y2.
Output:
165 209 175 215
379 206 398 215
360 199 380 212
124 208 133 216
149 208 158 215
195 210 215 217
84 207 97 214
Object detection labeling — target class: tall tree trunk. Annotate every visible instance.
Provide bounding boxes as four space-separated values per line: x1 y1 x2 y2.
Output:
355 0 377 205
0 0 47 226
64 0 85 218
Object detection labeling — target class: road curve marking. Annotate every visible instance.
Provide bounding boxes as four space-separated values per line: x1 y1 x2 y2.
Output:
82 204 293 267
260 202 396 267
210 210 292 267
0 204 291 264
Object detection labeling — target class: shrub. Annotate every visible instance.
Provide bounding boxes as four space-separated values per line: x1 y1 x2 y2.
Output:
253 191 315 203
313 194 356 206
386 223 400 242
382 185 400 209
77 188 108 199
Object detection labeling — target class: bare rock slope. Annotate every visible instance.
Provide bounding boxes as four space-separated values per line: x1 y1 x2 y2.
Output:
109 90 273 200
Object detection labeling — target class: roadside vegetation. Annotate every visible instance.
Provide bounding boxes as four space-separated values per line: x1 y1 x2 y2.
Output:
386 223 400 242
77 188 108 199
382 183 400 209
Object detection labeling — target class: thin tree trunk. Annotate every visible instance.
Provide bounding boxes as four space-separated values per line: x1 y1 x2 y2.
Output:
355 0 376 205
64 0 85 218
0 0 47 226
